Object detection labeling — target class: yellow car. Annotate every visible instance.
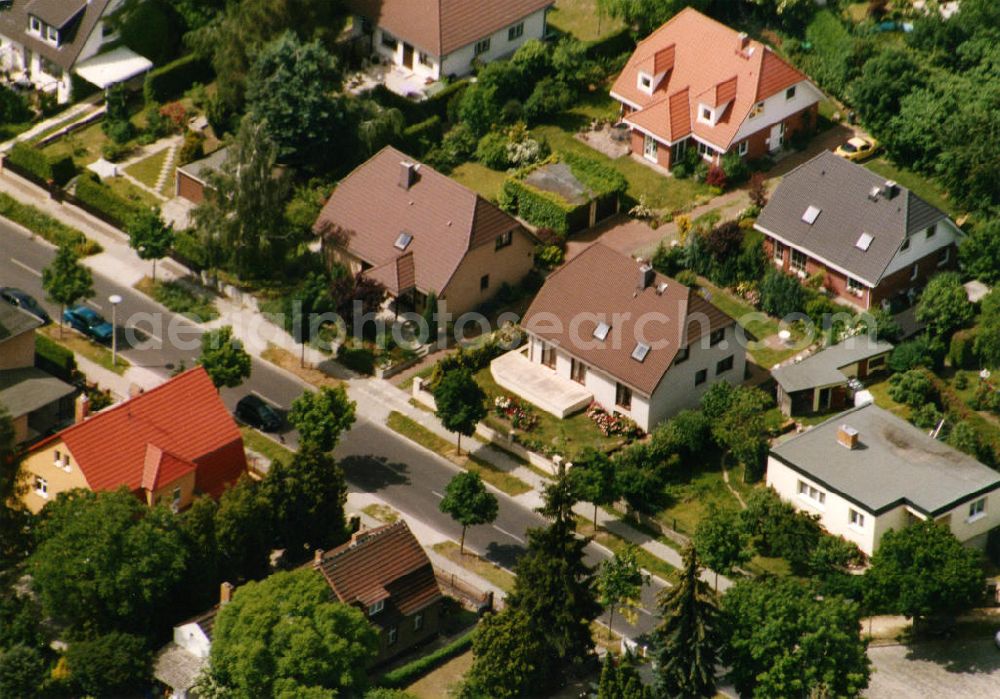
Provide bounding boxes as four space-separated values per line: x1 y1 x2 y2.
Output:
834 136 879 162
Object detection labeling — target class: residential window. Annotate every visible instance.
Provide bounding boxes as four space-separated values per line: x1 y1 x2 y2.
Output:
738 140 749 156
541 343 556 369
480 274 490 291
968 497 986 521
28 16 41 34
696 141 716 159
172 487 181 506
414 612 424 631
615 383 632 410
508 23 524 41
791 249 806 274
900 237 911 252
849 509 865 528
388 626 398 645
674 346 689 365
750 101 764 118
694 369 707 386
938 247 950 267
368 600 384 616
419 52 433 68
571 358 587 384
380 31 398 51
773 240 784 263
926 224 936 239
495 230 513 250
701 107 712 121
910 263 919 281
709 329 724 347
40 57 62 79
716 355 734 375
46 25 58 45
474 38 491 56
785 86 796 100
797 480 826 506
639 75 651 89
34 477 47 498
867 355 886 370
847 276 863 294
643 133 657 162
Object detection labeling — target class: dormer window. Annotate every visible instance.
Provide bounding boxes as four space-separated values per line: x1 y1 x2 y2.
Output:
46 25 59 45
638 73 652 92
29 16 42 35
698 105 715 125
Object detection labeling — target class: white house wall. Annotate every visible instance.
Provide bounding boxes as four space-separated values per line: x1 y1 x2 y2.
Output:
880 219 962 279
172 622 211 659
440 8 548 78
730 79 823 147
373 27 441 81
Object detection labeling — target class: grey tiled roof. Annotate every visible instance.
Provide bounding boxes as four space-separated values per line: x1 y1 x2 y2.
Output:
771 336 893 393
176 147 230 184
0 0 112 73
755 151 948 285
771 404 1000 515
0 300 41 342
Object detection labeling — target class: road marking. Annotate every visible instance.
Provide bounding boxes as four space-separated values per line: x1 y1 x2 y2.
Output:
431 490 444 499
250 390 282 408
9 258 41 277
86 300 103 311
492 524 525 544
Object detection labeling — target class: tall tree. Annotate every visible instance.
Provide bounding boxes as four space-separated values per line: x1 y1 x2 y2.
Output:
463 609 544 699
288 387 356 452
596 544 648 639
0 407 31 567
847 48 926 135
193 117 293 279
721 577 870 698
569 448 618 530
127 207 174 284
865 520 984 628
0 645 47 699
597 0 712 37
916 271 975 341
198 325 252 390
654 545 719 698
214 476 273 582
30 489 187 635
974 290 1000 368
693 505 751 590
262 445 349 560
959 220 1000 285
206 569 377 697
711 387 771 481
438 471 498 555
42 242 94 337
433 369 487 455
177 495 221 611
64 632 152 697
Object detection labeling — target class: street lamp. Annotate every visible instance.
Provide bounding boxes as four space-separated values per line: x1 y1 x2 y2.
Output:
109 294 122 366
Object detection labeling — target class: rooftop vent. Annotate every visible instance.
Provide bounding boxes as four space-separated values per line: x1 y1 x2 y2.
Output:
394 231 413 251
868 185 881 202
593 321 610 341
656 281 669 295
399 161 418 190
801 205 821 225
631 343 650 363
837 424 859 450
856 232 873 251
638 263 655 290
882 180 899 200
737 32 750 53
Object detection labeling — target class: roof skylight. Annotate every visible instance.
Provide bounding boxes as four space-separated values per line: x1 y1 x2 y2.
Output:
801 205 821 225
593 322 610 341
394 232 413 251
855 232 873 251
631 343 650 363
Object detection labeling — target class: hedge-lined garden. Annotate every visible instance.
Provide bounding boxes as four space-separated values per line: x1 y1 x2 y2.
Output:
377 631 474 689
6 142 77 187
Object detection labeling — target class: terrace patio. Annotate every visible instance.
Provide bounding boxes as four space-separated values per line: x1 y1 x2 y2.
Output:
490 346 592 419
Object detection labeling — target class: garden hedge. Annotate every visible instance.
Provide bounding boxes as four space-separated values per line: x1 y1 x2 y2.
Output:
144 54 214 103
368 79 470 126
402 116 443 157
73 176 145 229
35 333 76 382
7 142 77 187
337 345 376 375
0 192 99 256
948 328 979 369
562 151 628 198
378 631 474 688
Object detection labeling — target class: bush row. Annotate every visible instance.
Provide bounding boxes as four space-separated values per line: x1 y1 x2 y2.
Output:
144 54 215 103
337 345 376 375
0 192 100 256
498 177 582 236
6 142 77 187
378 631 475 688
35 333 76 382
426 331 517 390
368 80 470 127
73 176 145 229
401 116 443 158
562 151 628 198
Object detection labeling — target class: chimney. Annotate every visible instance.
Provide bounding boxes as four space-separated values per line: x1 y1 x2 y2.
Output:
737 32 750 52
882 180 899 200
351 528 369 546
313 548 324 565
74 393 89 423
219 581 233 605
128 383 143 398
836 424 859 450
399 161 417 190
638 263 655 290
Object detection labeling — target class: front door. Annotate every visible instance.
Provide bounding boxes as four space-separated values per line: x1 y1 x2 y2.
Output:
402 43 414 70
817 387 832 411
643 134 658 162
769 122 785 152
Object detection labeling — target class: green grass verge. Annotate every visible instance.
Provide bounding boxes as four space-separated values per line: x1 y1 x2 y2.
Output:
449 161 508 201
135 277 219 322
658 460 753 537
40 324 129 375
0 192 100 256
386 411 531 496
240 426 294 464
361 503 400 524
432 541 516 593
124 147 170 190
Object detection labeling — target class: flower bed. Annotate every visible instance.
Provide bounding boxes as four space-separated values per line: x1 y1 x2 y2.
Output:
494 395 539 431
586 403 643 439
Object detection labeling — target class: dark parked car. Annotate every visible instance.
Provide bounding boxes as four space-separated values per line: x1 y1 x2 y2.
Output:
63 305 114 343
0 287 51 324
235 394 282 432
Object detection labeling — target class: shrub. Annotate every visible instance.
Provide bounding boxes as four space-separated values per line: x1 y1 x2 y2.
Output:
888 369 936 407
535 244 564 269
35 333 76 380
676 269 698 287
144 54 215 103
337 345 376 375
889 337 935 372
0 84 30 123
499 178 577 235
0 192 98 256
378 631 473 688
104 119 135 145
101 141 134 163
160 101 187 130
6 143 77 187
748 172 768 207
523 78 574 123
721 151 749 185
759 268 806 318
949 328 978 369
693 160 709 182
178 130 205 165
73 176 144 228
912 403 943 430
402 116 442 157
476 131 511 170
705 164 727 189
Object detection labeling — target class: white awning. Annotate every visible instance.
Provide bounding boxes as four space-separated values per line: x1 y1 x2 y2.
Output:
74 47 153 89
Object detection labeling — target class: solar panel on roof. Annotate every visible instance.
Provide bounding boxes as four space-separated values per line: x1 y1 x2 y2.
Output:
631 343 650 362
856 232 873 251
593 322 610 341
802 205 821 224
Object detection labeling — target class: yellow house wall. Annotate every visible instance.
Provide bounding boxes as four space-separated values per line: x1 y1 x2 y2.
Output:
441 232 535 317
20 440 89 514
0 333 35 370
147 470 197 510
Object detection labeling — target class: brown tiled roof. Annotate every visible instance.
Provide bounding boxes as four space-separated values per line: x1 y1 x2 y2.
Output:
346 0 554 56
314 146 523 297
314 521 442 618
0 0 112 73
141 444 196 493
522 243 734 396
611 7 813 150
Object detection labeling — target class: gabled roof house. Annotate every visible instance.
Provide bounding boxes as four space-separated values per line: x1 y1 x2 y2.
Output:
755 151 963 310
20 366 247 514
315 146 535 317
611 7 822 171
767 403 1000 556
497 243 745 432
346 0 553 89
313 520 444 663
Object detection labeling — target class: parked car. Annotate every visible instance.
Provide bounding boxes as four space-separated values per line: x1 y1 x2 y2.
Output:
235 394 282 432
0 287 51 324
834 136 879 162
63 306 114 343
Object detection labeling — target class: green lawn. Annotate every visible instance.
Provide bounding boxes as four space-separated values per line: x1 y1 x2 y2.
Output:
103 174 163 208
41 324 129 375
450 161 508 201
432 541 516 592
124 148 170 191
39 121 109 163
864 376 911 420
865 156 959 219
657 460 755 537
473 366 625 459
548 0 625 42
240 427 294 464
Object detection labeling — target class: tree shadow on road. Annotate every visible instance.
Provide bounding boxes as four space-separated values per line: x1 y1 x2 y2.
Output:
903 636 1000 675
484 541 526 570
339 454 410 491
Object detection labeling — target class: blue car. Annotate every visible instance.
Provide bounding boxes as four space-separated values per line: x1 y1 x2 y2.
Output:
63 305 114 343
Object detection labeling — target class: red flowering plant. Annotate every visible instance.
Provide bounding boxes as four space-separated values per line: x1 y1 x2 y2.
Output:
494 395 539 431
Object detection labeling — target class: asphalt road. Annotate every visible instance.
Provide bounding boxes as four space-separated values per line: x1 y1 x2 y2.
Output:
1 220 664 639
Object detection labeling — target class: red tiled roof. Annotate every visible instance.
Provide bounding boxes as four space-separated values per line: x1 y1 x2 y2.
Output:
346 0 554 57
38 367 246 498
611 7 813 150
314 521 442 617
141 444 196 492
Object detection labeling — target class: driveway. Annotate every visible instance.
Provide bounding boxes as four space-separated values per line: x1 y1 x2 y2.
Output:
867 637 1000 697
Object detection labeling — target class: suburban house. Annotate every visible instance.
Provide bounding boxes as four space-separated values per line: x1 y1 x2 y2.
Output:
0 0 153 103
0 300 76 447
315 146 535 317
767 403 1000 556
345 0 552 84
312 520 444 663
755 151 963 310
19 366 247 514
771 335 893 417
499 243 746 433
153 583 232 699
175 147 229 205
610 7 821 171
